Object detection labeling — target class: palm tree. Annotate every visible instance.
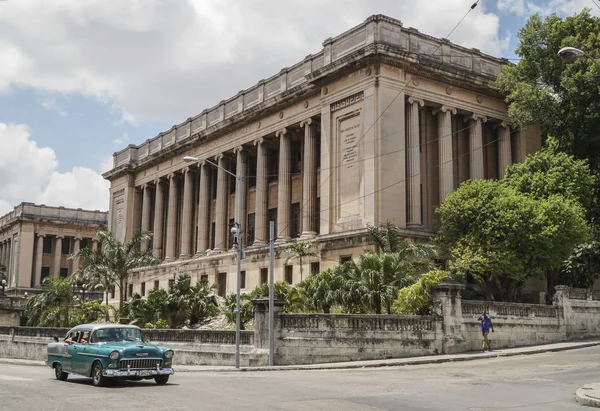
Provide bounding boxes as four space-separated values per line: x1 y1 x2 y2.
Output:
285 239 317 282
368 220 404 253
71 230 158 318
297 266 346 313
24 276 73 327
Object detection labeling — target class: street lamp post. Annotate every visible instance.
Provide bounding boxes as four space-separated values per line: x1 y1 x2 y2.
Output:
0 279 6 295
184 155 244 369
558 46 600 69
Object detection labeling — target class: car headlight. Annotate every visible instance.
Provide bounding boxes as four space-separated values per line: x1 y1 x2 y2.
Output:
109 350 119 360
164 350 174 359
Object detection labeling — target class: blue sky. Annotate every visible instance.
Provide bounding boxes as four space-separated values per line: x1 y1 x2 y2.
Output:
0 0 596 215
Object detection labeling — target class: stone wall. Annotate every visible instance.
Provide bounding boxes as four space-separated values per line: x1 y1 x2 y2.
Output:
2 285 600 367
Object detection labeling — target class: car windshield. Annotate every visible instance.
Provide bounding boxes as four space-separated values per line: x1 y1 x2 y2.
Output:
91 327 145 344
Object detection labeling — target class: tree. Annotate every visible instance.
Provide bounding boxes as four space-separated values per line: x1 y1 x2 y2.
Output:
167 275 218 327
24 277 73 327
0 264 6 284
559 241 600 290
436 179 588 301
71 230 158 318
393 269 450 315
284 239 317 282
368 221 405 253
297 266 346 313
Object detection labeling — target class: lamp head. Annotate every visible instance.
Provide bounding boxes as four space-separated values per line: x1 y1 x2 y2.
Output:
558 47 585 63
183 156 203 163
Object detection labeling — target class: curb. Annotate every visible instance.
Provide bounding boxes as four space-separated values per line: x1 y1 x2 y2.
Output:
3 341 600 373
576 385 600 408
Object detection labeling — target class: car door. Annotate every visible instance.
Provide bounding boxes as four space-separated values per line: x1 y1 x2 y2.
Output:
69 330 92 375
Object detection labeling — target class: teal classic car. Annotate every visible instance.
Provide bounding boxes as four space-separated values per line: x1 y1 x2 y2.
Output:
47 323 174 387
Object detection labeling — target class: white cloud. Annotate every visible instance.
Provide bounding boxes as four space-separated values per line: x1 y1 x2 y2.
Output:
0 0 511 126
0 122 109 214
99 155 114 174
40 98 68 117
499 0 600 17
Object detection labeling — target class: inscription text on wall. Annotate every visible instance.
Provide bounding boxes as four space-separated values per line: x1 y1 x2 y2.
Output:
331 91 364 112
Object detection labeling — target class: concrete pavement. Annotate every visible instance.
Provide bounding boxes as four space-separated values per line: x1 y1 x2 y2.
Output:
576 384 600 408
2 339 600 372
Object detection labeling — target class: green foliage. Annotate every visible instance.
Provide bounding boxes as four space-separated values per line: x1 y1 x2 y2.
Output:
284 239 317 282
436 179 588 301
69 301 113 327
24 277 74 327
560 241 600 289
144 319 169 329
0 264 6 283
368 221 405 253
71 230 159 317
393 270 450 315
297 266 346 313
220 293 255 330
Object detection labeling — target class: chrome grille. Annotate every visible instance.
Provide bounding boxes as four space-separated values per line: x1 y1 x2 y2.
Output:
119 358 163 370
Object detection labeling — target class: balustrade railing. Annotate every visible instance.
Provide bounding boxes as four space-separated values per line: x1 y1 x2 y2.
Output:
143 329 254 345
280 314 436 332
462 301 558 318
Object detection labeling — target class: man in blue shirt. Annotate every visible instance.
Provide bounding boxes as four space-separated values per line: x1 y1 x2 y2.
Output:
478 312 494 351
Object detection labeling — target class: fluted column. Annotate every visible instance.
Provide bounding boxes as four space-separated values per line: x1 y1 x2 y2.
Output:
152 178 165 260
53 235 63 277
196 162 210 254
276 128 291 242
72 237 81 274
0 242 4 267
140 183 153 252
498 122 512 179
234 146 248 246
434 106 457 201
300 119 317 238
34 234 44 286
213 154 229 252
407 97 424 227
180 168 194 259
253 138 268 246
466 114 487 180
165 173 179 262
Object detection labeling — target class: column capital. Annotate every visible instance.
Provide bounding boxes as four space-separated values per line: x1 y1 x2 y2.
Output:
74 235 83 241
432 105 457 116
299 118 313 128
154 177 165 185
214 153 224 162
55 235 65 240
254 137 266 146
463 113 487 123
494 120 513 130
36 233 46 238
407 96 425 107
275 128 288 138
233 145 247 154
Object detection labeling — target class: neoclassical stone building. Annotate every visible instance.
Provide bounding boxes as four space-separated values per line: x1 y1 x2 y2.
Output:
0 203 108 291
104 15 540 298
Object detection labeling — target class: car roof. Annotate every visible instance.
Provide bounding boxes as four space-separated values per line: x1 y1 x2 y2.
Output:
68 323 141 332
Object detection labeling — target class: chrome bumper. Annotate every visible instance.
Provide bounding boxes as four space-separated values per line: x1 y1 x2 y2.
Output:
102 368 174 378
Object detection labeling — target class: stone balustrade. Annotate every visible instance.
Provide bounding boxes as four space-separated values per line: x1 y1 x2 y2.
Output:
280 313 435 331
462 300 558 318
0 203 107 227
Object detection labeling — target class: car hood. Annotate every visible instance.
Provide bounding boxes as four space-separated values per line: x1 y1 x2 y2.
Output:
101 342 165 358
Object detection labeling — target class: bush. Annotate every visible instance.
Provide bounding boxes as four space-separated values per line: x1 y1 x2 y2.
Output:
393 270 450 315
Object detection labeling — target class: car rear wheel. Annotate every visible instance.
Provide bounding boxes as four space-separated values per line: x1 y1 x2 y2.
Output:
92 362 106 387
154 375 169 385
54 364 68 381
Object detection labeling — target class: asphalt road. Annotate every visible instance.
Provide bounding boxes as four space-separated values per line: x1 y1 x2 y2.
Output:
2 347 600 411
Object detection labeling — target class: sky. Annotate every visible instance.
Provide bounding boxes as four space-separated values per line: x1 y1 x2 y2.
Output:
0 0 598 216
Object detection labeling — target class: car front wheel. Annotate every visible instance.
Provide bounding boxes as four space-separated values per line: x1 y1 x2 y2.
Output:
154 375 169 385
92 362 106 387
54 364 68 381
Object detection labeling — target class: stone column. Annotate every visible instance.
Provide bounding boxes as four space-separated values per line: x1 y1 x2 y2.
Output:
498 122 512 179
140 183 153 252
72 237 81 274
300 119 317 238
432 283 466 354
92 239 98 252
152 178 165 260
276 128 291 242
434 106 457 201
53 235 63 277
253 138 268 246
180 168 194 259
165 173 180 262
407 97 424 227
196 162 210 254
34 234 44 286
213 154 229 252
234 146 248 246
0 242 4 267
466 114 487 180
252 298 284 353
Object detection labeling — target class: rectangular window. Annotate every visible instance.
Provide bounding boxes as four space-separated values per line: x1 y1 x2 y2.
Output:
61 238 71 255
217 272 227 297
211 169 218 199
310 262 320 276
340 255 352 265
260 268 268 285
141 282 146 297
154 280 159 290
128 283 133 298
285 265 293 284
80 239 89 250
110 286 115 299
268 148 279 182
168 279 175 290
42 237 52 254
211 222 216 250
247 213 256 245
59 268 68 278
240 271 246 289
291 203 300 238
41 267 50 283
248 155 257 188
291 140 302 174
200 274 208 283
229 171 235 194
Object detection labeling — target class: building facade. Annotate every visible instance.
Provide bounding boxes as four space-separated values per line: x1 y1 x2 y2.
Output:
0 203 108 290
104 15 541 299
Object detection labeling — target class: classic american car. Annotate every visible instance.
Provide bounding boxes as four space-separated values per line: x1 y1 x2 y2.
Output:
47 323 174 387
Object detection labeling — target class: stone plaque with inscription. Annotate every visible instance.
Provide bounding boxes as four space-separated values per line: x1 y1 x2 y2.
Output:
338 112 361 220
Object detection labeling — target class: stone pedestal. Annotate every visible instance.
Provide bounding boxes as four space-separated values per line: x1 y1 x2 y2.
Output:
432 283 466 354
252 298 284 352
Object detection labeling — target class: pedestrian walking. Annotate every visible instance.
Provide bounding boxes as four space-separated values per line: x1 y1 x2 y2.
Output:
478 311 494 351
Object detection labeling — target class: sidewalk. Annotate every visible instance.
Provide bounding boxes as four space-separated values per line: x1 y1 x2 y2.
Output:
2 339 600 372
576 384 600 408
